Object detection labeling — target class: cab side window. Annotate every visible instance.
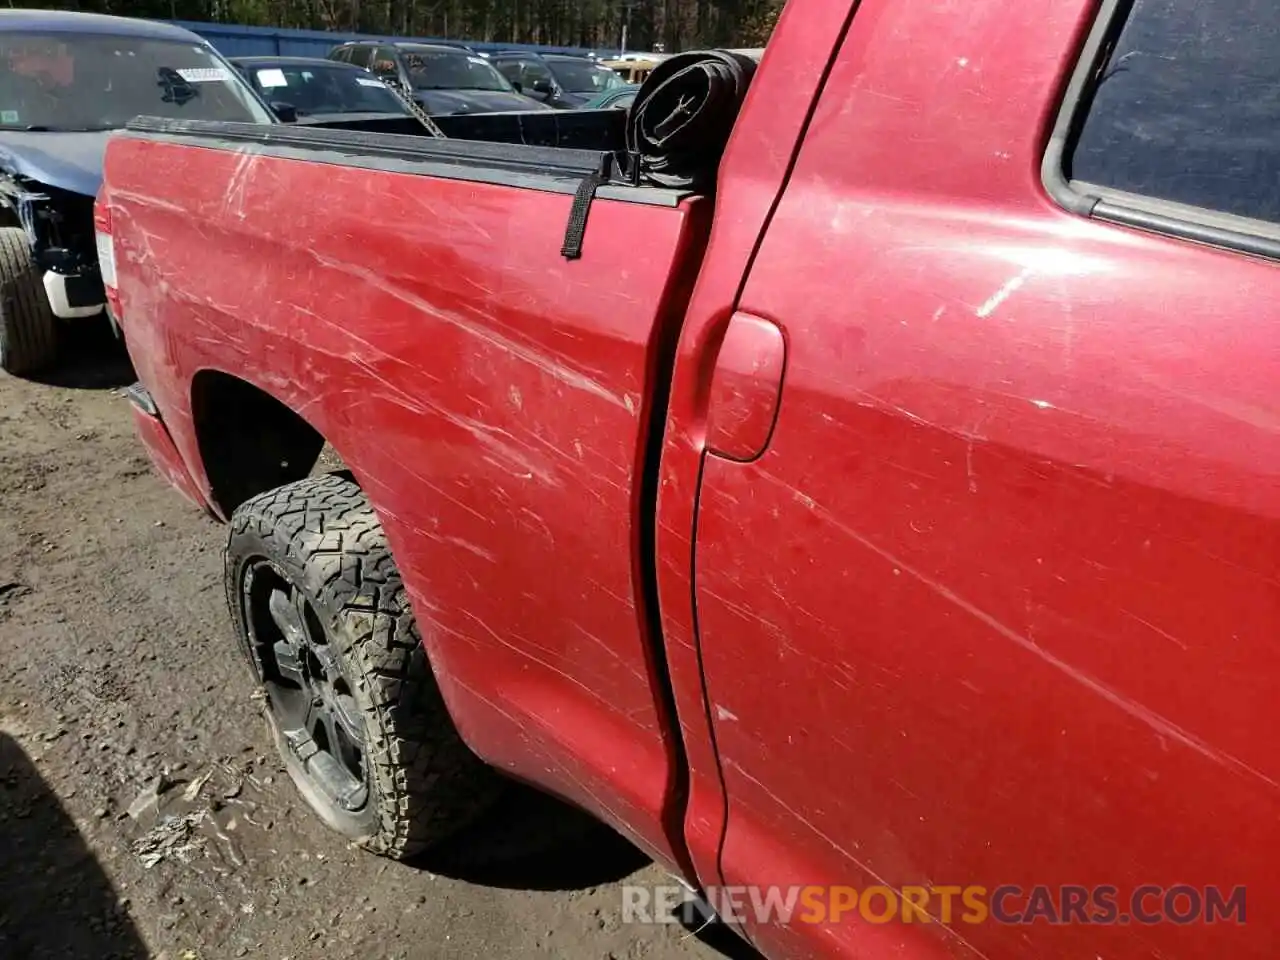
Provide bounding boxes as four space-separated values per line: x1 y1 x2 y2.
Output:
1070 0 1280 224
347 45 373 69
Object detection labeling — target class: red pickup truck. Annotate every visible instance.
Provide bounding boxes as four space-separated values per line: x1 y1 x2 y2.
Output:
98 0 1279 957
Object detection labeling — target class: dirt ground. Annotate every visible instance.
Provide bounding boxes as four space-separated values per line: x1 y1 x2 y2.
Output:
0 328 756 960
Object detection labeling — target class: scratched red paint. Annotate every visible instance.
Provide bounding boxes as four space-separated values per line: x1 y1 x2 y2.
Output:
103 138 708 867
103 0 1280 957
669 1 1280 959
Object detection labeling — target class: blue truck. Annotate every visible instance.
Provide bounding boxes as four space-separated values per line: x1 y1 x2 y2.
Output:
0 10 275 374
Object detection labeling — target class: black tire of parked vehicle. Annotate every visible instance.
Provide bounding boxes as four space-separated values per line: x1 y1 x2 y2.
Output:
0 227 57 376
224 473 499 859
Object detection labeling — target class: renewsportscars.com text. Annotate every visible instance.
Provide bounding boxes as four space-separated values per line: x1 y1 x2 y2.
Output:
623 883 1246 927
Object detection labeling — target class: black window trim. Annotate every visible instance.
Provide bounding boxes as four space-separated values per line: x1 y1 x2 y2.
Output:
1042 0 1280 261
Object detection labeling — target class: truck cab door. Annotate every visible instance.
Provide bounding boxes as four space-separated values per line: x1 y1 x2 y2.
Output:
668 1 1280 959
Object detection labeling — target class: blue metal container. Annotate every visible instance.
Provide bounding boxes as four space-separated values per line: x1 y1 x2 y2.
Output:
162 19 596 59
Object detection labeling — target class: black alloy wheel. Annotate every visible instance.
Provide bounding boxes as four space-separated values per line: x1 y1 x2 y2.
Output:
243 560 370 821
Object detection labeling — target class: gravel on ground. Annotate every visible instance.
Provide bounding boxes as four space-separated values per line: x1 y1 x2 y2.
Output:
0 327 754 960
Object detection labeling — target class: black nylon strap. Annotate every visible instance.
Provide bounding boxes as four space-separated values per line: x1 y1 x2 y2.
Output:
561 170 604 260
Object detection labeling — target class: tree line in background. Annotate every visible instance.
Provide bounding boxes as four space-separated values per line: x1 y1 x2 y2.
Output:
21 0 784 52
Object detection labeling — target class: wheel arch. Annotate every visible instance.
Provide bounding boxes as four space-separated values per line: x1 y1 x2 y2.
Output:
187 370 485 775
189 368 342 517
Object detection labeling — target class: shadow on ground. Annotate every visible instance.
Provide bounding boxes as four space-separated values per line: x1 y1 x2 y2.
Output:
29 319 135 390
419 782 650 890
0 732 147 959
419 781 765 959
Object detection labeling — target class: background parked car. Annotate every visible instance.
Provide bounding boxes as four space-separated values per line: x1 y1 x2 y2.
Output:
599 56 662 86
231 55 413 124
489 50 628 108
327 40 547 114
0 10 274 375
579 84 639 111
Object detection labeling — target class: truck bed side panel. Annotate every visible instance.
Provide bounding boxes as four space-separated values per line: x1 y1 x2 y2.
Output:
105 135 699 865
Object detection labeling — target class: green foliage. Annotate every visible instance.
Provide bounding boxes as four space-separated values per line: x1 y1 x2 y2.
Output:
19 0 788 49
739 2 781 46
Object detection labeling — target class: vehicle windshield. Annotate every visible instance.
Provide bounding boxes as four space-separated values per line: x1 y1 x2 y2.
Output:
399 47 511 92
548 58 626 94
246 63 406 116
0 32 272 132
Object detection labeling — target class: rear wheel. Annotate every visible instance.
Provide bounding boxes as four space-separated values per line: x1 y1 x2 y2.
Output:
224 473 498 858
0 227 56 375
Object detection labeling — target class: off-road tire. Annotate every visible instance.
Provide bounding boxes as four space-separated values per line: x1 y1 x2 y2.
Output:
0 227 56 375
224 473 499 859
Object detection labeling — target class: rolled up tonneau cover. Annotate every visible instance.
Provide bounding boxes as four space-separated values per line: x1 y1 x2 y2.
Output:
625 49 761 190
